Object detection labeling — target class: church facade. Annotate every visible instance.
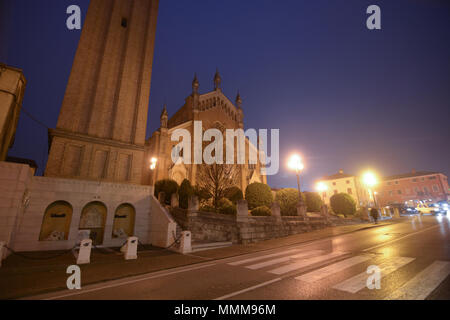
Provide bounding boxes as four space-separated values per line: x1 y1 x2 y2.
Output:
143 71 267 192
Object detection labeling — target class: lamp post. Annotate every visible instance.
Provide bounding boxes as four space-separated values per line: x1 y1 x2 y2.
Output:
288 154 305 204
316 182 328 203
362 171 378 208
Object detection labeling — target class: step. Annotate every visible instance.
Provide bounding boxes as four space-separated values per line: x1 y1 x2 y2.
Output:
191 241 233 252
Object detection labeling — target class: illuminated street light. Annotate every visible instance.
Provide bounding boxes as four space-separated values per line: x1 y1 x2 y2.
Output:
316 182 328 202
288 154 305 204
150 157 158 171
150 157 158 189
362 170 379 208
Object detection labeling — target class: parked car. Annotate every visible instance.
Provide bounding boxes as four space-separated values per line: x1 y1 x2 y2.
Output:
416 203 441 215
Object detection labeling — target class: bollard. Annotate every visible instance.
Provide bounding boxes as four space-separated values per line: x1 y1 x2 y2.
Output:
77 239 92 265
0 241 5 267
121 237 138 260
179 231 192 254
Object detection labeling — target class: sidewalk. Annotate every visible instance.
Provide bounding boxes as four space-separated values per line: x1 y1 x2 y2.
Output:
0 219 397 299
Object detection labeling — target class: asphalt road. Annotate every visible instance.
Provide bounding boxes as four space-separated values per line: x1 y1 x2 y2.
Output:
29 215 450 300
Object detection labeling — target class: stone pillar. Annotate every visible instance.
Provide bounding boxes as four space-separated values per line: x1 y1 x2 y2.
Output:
320 204 330 220
179 231 192 254
296 203 308 221
171 193 179 208
158 192 166 204
77 239 92 265
121 237 138 260
393 207 401 219
237 200 249 222
188 196 199 212
271 202 282 223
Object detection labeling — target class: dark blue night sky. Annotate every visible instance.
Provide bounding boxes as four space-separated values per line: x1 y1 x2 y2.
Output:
1 0 449 190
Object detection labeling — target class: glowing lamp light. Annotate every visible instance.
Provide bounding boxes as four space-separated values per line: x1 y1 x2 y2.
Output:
316 182 328 193
288 154 304 172
363 171 378 187
150 157 158 170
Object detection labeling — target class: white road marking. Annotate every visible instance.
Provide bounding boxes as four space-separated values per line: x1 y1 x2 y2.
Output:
246 250 324 270
268 251 348 275
363 224 439 252
228 249 300 266
333 256 415 294
384 261 450 300
214 278 282 300
295 255 372 283
31 262 218 300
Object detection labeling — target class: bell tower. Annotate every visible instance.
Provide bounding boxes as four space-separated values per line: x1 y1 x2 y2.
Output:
45 0 159 184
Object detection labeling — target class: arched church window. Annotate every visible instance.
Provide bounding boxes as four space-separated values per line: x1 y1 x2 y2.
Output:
39 201 73 241
112 204 136 239
79 201 107 245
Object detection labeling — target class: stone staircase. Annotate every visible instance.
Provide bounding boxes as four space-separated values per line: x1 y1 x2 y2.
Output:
191 241 233 253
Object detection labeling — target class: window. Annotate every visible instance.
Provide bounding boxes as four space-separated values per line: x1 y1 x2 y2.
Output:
421 177 425 181
412 179 417 183
347 188 353 195
387 182 392 186
432 185 439 192
395 181 399 185
121 18 128 28
423 186 429 194
332 182 336 186
346 180 350 184
414 187 420 194
397 190 402 195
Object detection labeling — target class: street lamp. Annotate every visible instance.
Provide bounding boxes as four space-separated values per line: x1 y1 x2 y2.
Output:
288 154 305 203
150 157 158 189
316 182 328 203
362 171 378 208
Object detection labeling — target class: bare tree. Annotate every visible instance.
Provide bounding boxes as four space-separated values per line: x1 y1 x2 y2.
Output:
196 163 241 210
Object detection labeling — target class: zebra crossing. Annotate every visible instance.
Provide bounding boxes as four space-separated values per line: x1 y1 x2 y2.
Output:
227 249 450 299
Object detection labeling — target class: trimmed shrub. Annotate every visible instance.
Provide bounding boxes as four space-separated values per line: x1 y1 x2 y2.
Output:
275 188 305 216
330 193 356 217
179 179 194 209
218 198 237 215
251 206 272 217
154 179 179 205
304 192 324 212
245 183 273 210
224 186 244 204
194 186 211 206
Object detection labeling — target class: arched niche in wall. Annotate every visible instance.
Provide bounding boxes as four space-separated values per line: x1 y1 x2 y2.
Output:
112 204 136 239
79 201 107 245
39 201 73 241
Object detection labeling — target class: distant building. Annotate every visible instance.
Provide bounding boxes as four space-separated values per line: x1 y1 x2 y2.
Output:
0 63 26 161
319 170 371 208
375 170 449 206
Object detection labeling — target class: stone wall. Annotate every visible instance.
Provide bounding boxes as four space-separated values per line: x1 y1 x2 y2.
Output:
170 203 333 245
0 161 175 253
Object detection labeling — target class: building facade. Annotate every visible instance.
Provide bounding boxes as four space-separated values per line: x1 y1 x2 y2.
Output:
319 170 372 208
144 72 267 191
0 63 26 161
376 170 450 206
45 0 159 185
